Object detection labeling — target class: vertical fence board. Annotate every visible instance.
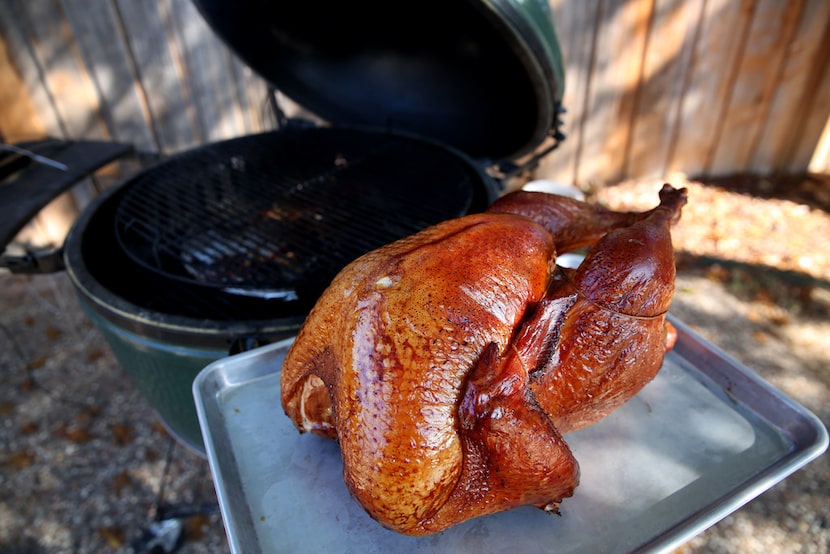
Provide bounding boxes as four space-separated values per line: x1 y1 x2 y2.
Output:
113 0 196 154
749 1 829 172
164 0 248 143
0 30 47 141
626 0 703 179
808 115 830 174
236 59 275 133
708 0 803 175
577 0 653 185
14 0 108 140
59 0 157 152
787 14 830 173
0 1 87 140
667 0 749 177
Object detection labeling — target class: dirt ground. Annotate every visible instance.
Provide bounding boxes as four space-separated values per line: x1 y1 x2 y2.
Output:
0 173 828 553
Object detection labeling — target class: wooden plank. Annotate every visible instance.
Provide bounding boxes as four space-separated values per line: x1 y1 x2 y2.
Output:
227 54 267 134
808 114 830 174
708 0 804 175
577 0 653 185
0 0 70 140
0 1 69 139
218 47 250 138
235 58 277 133
667 0 751 178
113 0 198 154
7 0 108 141
785 4 830 173
158 0 207 145
224 55 251 133
537 0 603 186
748 0 829 172
625 0 704 180
0 31 47 141
59 0 158 153
163 0 247 143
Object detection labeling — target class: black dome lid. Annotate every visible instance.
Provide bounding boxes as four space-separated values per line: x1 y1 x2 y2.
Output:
192 0 565 161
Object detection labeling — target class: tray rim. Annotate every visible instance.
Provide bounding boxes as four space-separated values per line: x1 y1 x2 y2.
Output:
193 316 828 554
635 317 828 552
194 340 294 553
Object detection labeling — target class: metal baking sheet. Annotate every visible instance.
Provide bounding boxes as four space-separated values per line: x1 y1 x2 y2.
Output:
193 317 827 554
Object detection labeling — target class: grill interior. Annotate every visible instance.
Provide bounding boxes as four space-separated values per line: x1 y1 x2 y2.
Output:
84 127 489 322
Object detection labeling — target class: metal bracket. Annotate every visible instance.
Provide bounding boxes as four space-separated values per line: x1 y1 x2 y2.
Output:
493 102 567 181
1 246 66 274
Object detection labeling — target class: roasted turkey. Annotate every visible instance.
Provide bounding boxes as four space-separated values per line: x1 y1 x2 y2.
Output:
280 184 688 535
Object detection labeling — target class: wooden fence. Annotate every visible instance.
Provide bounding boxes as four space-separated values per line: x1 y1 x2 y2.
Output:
2 0 830 188
544 0 830 185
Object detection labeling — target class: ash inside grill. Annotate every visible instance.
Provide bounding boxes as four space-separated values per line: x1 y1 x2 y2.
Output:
95 127 489 322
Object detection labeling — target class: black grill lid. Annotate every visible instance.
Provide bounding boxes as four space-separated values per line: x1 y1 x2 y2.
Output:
192 0 565 162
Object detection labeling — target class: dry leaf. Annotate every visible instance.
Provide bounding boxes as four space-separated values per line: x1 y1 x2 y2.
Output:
754 287 776 306
27 356 46 369
19 421 38 435
746 309 764 323
45 325 62 341
55 424 93 444
752 330 769 344
85 348 106 363
98 526 125 548
77 406 102 425
111 422 134 446
704 264 729 283
144 447 160 462
152 420 170 437
4 449 36 470
111 470 133 495
19 377 36 392
184 514 210 541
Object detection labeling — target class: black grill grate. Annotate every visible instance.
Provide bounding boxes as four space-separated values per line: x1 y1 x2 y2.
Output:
104 127 484 321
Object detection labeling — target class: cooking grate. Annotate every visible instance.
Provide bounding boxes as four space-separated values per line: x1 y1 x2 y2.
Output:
110 128 484 319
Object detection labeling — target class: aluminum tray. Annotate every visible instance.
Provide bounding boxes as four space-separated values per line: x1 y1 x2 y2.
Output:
193 317 827 553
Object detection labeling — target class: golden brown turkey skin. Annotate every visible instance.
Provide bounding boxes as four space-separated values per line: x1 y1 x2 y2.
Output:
280 184 687 535
521 185 686 433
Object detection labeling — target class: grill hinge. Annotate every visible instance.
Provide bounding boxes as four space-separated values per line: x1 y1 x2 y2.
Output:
493 102 567 181
1 246 66 274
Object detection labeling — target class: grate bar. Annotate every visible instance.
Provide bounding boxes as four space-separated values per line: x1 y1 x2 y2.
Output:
108 128 482 320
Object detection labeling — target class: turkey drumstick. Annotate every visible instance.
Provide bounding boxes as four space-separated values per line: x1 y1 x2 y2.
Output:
279 184 687 535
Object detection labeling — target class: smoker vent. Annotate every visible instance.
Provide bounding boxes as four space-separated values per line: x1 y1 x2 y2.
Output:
103 128 485 321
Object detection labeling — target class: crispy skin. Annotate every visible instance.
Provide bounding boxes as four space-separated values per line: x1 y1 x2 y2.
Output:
524 185 687 433
280 184 687 535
